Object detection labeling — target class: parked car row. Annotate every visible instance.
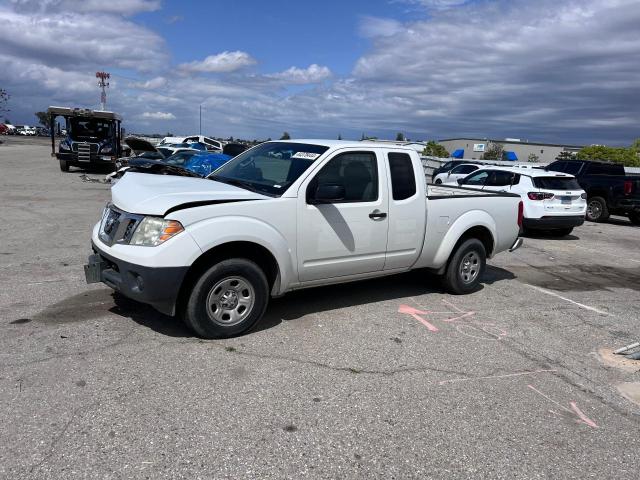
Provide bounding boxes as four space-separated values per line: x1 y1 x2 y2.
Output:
431 159 640 230
0 123 52 136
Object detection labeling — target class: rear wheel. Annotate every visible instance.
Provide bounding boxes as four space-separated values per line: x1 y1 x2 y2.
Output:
435 179 442 184
442 238 486 295
586 196 609 222
183 259 269 339
629 212 640 226
59 159 69 172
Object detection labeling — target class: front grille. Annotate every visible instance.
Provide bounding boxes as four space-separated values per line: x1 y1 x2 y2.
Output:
98 205 144 246
72 142 98 161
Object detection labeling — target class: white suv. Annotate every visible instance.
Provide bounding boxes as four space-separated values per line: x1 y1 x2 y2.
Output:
457 167 587 236
433 163 480 184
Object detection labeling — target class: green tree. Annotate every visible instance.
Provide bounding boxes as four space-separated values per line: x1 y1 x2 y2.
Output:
0 88 9 117
482 142 504 160
527 153 540 163
555 150 575 161
396 132 405 141
422 140 450 158
576 144 639 167
35 111 49 127
280 131 291 140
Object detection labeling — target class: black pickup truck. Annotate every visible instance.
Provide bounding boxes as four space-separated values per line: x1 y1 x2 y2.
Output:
546 160 640 224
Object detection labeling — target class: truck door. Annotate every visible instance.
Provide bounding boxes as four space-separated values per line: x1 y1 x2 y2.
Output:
383 151 425 270
297 149 389 282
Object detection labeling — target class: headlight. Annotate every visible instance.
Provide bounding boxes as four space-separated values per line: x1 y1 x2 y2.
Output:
60 141 71 151
101 145 113 154
129 217 184 246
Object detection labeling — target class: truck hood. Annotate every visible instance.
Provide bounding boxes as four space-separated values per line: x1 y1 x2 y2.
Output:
111 172 269 215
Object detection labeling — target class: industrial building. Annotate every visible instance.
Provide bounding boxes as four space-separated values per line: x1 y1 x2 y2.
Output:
437 138 583 163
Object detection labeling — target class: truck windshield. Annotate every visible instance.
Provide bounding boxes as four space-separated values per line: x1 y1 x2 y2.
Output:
68 117 113 141
208 142 329 196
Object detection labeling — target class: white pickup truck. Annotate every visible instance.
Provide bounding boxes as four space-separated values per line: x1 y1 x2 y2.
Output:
85 140 523 338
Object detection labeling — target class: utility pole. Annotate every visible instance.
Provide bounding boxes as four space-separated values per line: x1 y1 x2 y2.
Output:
199 105 202 135
96 71 110 110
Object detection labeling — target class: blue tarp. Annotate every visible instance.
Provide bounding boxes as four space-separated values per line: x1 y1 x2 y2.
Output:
184 153 232 176
451 149 464 158
504 151 518 161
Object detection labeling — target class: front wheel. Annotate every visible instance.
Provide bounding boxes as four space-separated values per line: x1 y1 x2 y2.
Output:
442 238 486 295
183 259 269 339
59 159 69 172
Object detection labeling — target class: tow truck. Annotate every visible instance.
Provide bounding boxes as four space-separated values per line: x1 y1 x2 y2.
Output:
47 106 123 172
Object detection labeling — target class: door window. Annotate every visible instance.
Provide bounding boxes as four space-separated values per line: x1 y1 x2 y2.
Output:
486 171 519 187
388 152 416 200
451 164 479 175
307 152 378 203
462 170 489 186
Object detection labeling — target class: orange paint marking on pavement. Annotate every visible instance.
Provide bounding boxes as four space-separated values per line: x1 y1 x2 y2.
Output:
397 305 439 332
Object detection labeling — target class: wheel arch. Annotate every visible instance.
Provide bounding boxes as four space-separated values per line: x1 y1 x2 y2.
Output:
176 241 281 317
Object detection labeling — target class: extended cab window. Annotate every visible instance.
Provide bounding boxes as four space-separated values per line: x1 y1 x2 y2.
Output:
462 170 489 186
308 152 378 203
388 152 416 200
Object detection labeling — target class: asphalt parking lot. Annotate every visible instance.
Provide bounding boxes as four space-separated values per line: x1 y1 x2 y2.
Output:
1 136 639 479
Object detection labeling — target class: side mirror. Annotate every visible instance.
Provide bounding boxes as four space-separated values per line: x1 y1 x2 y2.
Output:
457 178 464 185
311 183 346 203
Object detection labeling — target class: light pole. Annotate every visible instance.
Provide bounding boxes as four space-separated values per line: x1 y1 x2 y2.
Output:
199 105 202 135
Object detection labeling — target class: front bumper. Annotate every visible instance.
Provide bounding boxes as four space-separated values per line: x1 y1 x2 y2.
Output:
85 242 188 316
56 152 115 165
523 215 585 230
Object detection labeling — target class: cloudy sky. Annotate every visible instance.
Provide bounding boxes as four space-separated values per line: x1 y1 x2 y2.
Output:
0 0 638 144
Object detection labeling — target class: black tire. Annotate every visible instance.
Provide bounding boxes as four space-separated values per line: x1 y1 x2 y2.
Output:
442 238 486 295
628 212 640 226
586 196 609 222
435 179 442 184
59 159 69 172
547 227 573 237
184 259 269 339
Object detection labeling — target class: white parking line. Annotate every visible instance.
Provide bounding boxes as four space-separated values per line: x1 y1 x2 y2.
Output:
524 284 609 316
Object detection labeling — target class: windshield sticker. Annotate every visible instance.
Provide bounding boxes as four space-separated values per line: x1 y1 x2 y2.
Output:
292 152 321 160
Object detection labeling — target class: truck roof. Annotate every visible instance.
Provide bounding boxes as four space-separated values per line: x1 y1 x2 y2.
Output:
47 106 122 121
275 139 417 151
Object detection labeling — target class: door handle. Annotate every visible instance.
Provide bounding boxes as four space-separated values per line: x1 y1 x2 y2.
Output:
369 210 387 220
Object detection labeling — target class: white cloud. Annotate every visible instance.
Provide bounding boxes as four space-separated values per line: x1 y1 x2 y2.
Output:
266 64 332 84
358 16 404 38
141 111 176 120
395 0 471 10
130 77 167 90
7 0 161 15
0 7 167 71
178 51 257 74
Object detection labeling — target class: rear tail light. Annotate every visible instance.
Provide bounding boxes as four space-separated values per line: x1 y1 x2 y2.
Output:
581 192 587 199
624 180 632 195
517 201 523 228
527 192 554 201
